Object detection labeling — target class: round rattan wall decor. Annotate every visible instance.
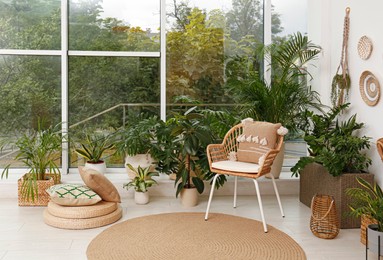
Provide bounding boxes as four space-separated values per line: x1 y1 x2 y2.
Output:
359 71 380 106
357 36 373 60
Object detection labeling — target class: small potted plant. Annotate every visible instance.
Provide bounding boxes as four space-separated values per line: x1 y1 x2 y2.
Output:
74 131 114 174
347 177 383 253
1 121 62 206
123 164 159 205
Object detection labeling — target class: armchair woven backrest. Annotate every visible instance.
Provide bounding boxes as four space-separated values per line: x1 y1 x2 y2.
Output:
207 122 284 178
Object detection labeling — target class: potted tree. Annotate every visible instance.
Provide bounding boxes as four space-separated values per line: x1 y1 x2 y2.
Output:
114 116 160 179
347 177 383 253
291 103 373 228
165 106 213 207
1 122 62 206
74 131 114 174
229 32 323 179
123 164 159 205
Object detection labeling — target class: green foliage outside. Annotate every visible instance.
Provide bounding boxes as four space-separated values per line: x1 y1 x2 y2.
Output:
0 0 288 168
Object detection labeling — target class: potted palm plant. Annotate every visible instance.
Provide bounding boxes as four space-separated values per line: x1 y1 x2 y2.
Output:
347 177 383 253
1 122 62 206
229 32 323 178
123 164 159 205
291 103 373 228
74 131 114 174
166 106 213 207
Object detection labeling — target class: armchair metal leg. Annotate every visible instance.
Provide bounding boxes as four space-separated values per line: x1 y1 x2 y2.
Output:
270 174 285 217
233 176 238 208
205 174 219 221
253 179 268 233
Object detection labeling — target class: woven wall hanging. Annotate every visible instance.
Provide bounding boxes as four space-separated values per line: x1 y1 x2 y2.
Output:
331 7 351 107
359 71 380 106
357 36 373 60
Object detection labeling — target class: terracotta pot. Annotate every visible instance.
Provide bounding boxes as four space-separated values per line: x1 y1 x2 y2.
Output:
180 187 199 207
135 191 149 205
85 161 106 174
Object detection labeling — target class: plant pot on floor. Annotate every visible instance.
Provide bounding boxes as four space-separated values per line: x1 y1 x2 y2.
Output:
18 174 55 206
134 191 149 205
180 187 199 207
85 161 107 174
367 224 383 257
299 162 374 229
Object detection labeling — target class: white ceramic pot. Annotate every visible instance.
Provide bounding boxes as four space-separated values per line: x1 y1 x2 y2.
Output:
367 224 383 256
266 142 285 179
180 187 199 207
125 154 155 179
135 191 149 205
85 161 107 174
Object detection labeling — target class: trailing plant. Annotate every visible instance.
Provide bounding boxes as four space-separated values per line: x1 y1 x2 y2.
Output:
346 177 383 231
1 121 62 202
229 32 323 134
75 131 114 163
291 103 372 177
123 164 159 192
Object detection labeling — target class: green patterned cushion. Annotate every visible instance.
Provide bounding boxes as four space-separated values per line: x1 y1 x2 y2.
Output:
46 184 102 206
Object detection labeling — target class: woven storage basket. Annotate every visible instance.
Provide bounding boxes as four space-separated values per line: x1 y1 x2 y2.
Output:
361 214 378 245
310 194 340 239
18 175 55 206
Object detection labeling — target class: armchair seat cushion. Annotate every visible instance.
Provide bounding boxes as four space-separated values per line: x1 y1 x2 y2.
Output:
212 160 260 173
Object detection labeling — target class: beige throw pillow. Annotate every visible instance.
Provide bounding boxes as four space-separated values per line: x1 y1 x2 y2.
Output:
79 166 121 203
46 184 101 206
237 121 281 164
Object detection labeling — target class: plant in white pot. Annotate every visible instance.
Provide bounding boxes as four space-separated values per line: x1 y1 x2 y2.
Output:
1 121 62 206
115 116 161 179
166 106 213 207
123 164 159 205
75 131 114 174
347 177 383 255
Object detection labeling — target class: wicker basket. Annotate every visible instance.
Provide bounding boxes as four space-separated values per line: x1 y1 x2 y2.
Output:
310 194 340 239
18 175 55 206
361 214 378 245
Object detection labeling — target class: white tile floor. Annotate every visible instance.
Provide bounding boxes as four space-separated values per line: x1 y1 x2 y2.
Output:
0 195 374 260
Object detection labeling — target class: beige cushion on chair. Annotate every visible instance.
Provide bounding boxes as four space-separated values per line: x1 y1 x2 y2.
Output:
79 166 121 203
212 160 260 173
237 121 281 164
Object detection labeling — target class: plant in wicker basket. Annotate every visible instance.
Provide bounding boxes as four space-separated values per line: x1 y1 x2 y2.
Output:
1 121 62 205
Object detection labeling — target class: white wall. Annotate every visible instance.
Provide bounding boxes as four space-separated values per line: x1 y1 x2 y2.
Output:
308 0 383 185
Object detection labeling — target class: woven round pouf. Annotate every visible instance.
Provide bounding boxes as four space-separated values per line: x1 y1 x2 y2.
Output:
47 201 118 219
44 203 122 230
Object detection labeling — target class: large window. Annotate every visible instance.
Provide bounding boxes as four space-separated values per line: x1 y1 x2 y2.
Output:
0 0 303 172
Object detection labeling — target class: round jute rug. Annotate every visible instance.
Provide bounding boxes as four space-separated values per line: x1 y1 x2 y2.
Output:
87 212 306 260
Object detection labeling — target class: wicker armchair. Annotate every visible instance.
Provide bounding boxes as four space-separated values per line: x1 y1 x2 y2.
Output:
204 122 285 233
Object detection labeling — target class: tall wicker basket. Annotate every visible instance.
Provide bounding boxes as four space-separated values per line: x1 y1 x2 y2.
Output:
310 194 340 239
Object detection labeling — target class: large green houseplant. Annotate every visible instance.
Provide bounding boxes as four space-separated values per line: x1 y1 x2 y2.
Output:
229 32 323 178
291 103 373 228
1 122 62 205
164 106 213 206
